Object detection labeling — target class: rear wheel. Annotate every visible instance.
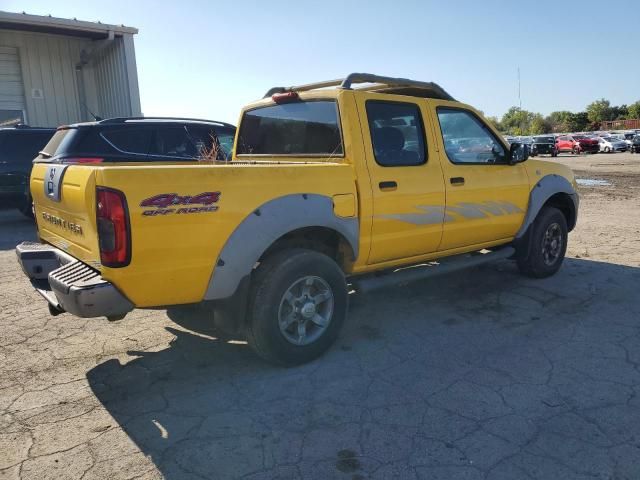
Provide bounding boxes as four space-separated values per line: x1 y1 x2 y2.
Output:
245 248 348 365
604 146 610 153
517 206 568 278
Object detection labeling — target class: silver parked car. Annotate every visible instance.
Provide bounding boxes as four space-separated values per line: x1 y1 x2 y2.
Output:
597 136 627 153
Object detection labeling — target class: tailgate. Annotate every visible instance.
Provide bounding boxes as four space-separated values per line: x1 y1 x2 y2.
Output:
31 163 101 269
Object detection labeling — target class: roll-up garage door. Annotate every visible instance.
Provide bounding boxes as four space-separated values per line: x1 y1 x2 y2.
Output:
0 46 26 126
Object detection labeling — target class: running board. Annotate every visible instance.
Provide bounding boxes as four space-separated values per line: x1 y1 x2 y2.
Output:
352 247 515 294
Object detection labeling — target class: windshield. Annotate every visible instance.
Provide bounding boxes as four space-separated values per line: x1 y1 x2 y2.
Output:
535 137 554 143
216 130 235 157
236 100 343 156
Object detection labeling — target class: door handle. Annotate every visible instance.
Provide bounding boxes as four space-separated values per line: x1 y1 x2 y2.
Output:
450 177 465 186
379 181 397 190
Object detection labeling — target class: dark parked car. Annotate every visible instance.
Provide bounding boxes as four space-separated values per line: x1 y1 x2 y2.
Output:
36 117 236 165
530 135 557 157
630 135 640 154
0 125 55 216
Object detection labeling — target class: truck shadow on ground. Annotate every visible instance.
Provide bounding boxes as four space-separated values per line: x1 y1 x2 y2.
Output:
86 257 640 479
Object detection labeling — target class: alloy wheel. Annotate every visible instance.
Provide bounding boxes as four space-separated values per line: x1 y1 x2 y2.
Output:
541 222 563 266
277 276 334 346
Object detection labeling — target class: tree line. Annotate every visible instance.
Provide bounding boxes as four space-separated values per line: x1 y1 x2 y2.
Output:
485 99 640 135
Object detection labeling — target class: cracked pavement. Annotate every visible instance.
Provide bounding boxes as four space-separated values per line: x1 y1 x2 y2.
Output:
1 153 640 479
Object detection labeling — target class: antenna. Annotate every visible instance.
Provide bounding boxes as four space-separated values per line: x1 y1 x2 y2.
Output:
80 101 102 121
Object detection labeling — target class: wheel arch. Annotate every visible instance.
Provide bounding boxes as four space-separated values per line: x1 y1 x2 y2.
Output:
543 192 577 231
516 174 578 239
259 226 356 266
204 194 359 301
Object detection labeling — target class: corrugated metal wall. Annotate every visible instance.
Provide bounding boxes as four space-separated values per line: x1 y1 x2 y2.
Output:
0 30 86 127
0 29 140 128
0 46 26 113
93 37 132 119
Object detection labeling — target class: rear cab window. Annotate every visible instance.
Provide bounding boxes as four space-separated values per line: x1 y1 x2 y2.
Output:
236 100 343 157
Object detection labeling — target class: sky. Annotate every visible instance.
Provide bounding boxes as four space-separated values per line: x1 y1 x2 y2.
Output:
6 0 639 124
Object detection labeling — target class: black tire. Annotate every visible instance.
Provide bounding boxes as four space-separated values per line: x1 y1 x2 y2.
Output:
18 196 34 219
517 206 568 278
245 248 348 366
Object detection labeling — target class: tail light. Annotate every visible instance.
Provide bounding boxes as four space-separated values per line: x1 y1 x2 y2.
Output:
96 187 131 267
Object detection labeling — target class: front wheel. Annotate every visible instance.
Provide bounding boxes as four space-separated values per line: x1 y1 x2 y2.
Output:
517 206 568 278
245 248 348 365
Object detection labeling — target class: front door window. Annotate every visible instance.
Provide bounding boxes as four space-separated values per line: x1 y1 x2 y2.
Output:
437 108 507 165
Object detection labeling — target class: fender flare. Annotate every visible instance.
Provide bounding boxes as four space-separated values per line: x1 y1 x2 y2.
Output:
515 174 578 239
204 194 359 300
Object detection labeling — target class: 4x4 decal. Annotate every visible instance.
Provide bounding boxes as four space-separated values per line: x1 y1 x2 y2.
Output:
140 192 220 216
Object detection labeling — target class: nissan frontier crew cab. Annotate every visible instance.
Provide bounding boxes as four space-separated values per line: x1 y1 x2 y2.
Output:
16 73 579 365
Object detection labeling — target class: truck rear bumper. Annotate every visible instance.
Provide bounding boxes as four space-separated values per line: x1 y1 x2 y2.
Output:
15 242 134 320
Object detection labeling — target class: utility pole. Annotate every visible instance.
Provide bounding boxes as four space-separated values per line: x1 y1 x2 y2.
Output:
517 67 521 109
517 67 523 135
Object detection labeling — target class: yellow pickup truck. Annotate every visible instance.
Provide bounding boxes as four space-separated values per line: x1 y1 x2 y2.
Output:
16 73 578 365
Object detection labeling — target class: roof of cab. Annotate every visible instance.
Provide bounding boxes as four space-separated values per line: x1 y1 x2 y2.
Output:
263 73 455 101
242 73 457 112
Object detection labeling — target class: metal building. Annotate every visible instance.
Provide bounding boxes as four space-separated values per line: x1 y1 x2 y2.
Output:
0 10 141 127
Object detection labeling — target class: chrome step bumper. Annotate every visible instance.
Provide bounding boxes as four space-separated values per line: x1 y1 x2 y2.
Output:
15 242 134 320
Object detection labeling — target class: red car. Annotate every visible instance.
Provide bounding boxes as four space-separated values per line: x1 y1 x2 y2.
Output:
555 135 599 154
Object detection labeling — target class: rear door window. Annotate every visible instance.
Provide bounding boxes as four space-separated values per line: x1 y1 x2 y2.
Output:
101 128 153 156
186 126 235 160
150 126 199 159
237 101 343 156
366 101 426 167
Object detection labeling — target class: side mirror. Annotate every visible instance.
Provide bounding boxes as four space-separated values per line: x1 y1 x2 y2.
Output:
509 142 529 164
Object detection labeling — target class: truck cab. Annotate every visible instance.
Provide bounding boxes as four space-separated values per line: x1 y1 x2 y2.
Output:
16 73 579 365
